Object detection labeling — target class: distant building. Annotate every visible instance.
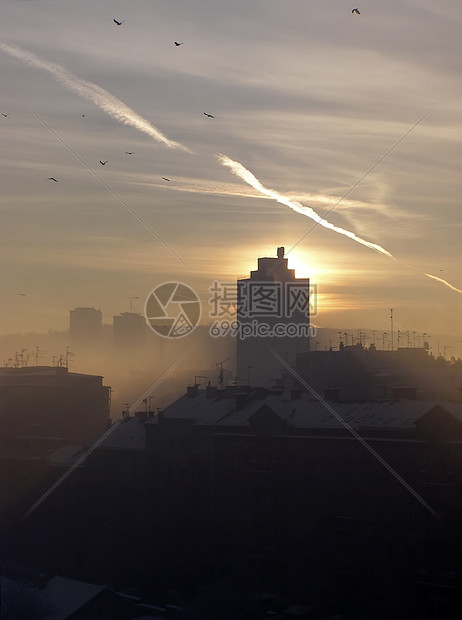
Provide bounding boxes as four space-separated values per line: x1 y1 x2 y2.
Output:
69 307 102 345
296 343 462 402
237 247 311 386
113 312 148 350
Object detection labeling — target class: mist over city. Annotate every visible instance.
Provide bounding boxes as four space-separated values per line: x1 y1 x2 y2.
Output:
1 1 462 619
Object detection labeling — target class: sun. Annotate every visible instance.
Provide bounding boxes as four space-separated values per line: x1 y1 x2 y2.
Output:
285 251 313 279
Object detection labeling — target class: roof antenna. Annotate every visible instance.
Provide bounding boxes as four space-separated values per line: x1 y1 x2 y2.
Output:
216 357 230 389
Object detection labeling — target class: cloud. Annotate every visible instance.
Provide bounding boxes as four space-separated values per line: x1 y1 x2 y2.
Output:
0 43 192 153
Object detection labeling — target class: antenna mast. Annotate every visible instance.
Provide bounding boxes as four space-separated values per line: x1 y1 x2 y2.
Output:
216 357 230 389
390 308 394 351
130 296 139 313
65 346 75 368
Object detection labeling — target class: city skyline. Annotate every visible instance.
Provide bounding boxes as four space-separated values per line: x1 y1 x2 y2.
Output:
1 1 461 345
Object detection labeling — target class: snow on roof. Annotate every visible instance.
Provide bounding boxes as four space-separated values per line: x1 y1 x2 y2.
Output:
145 390 238 426
96 415 146 451
0 575 107 620
148 388 462 432
48 444 85 466
41 575 107 620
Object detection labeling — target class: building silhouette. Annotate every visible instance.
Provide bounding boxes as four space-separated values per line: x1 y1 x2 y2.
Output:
296 343 462 402
69 307 102 346
237 247 311 386
113 312 148 350
0 365 111 449
4 253 462 618
0 365 111 528
8 385 462 618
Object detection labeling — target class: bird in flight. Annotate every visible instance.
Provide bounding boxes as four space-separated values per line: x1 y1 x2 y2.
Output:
114 19 124 26
174 41 183 47
18 293 26 296
2 113 9 118
162 177 171 182
352 8 360 15
99 160 108 165
125 151 134 155
203 112 214 118
48 177 58 182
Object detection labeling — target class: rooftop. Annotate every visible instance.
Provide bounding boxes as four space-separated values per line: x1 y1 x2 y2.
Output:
144 386 462 434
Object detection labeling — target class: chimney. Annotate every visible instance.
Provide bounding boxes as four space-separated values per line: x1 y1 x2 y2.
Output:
277 246 285 259
206 385 218 399
187 385 199 398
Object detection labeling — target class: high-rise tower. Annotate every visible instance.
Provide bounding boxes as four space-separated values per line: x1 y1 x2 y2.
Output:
236 247 311 386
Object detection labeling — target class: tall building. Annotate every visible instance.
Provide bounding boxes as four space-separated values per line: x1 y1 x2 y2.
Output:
69 307 102 345
237 247 311 386
113 312 148 350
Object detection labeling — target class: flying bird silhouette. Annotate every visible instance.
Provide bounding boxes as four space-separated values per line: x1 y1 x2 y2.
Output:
162 177 171 182
203 112 214 118
125 151 134 155
48 177 58 182
352 8 361 14
2 113 9 117
99 160 108 165
113 19 124 26
174 42 183 47
18 293 26 296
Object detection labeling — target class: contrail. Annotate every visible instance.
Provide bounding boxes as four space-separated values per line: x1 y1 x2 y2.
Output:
22 351 191 520
286 105 436 254
217 153 394 258
0 42 192 153
424 273 462 294
270 348 440 521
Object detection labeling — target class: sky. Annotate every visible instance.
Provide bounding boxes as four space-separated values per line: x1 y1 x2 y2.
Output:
1 0 462 359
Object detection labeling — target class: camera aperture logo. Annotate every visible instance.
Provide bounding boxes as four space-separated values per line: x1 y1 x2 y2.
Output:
145 282 201 339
